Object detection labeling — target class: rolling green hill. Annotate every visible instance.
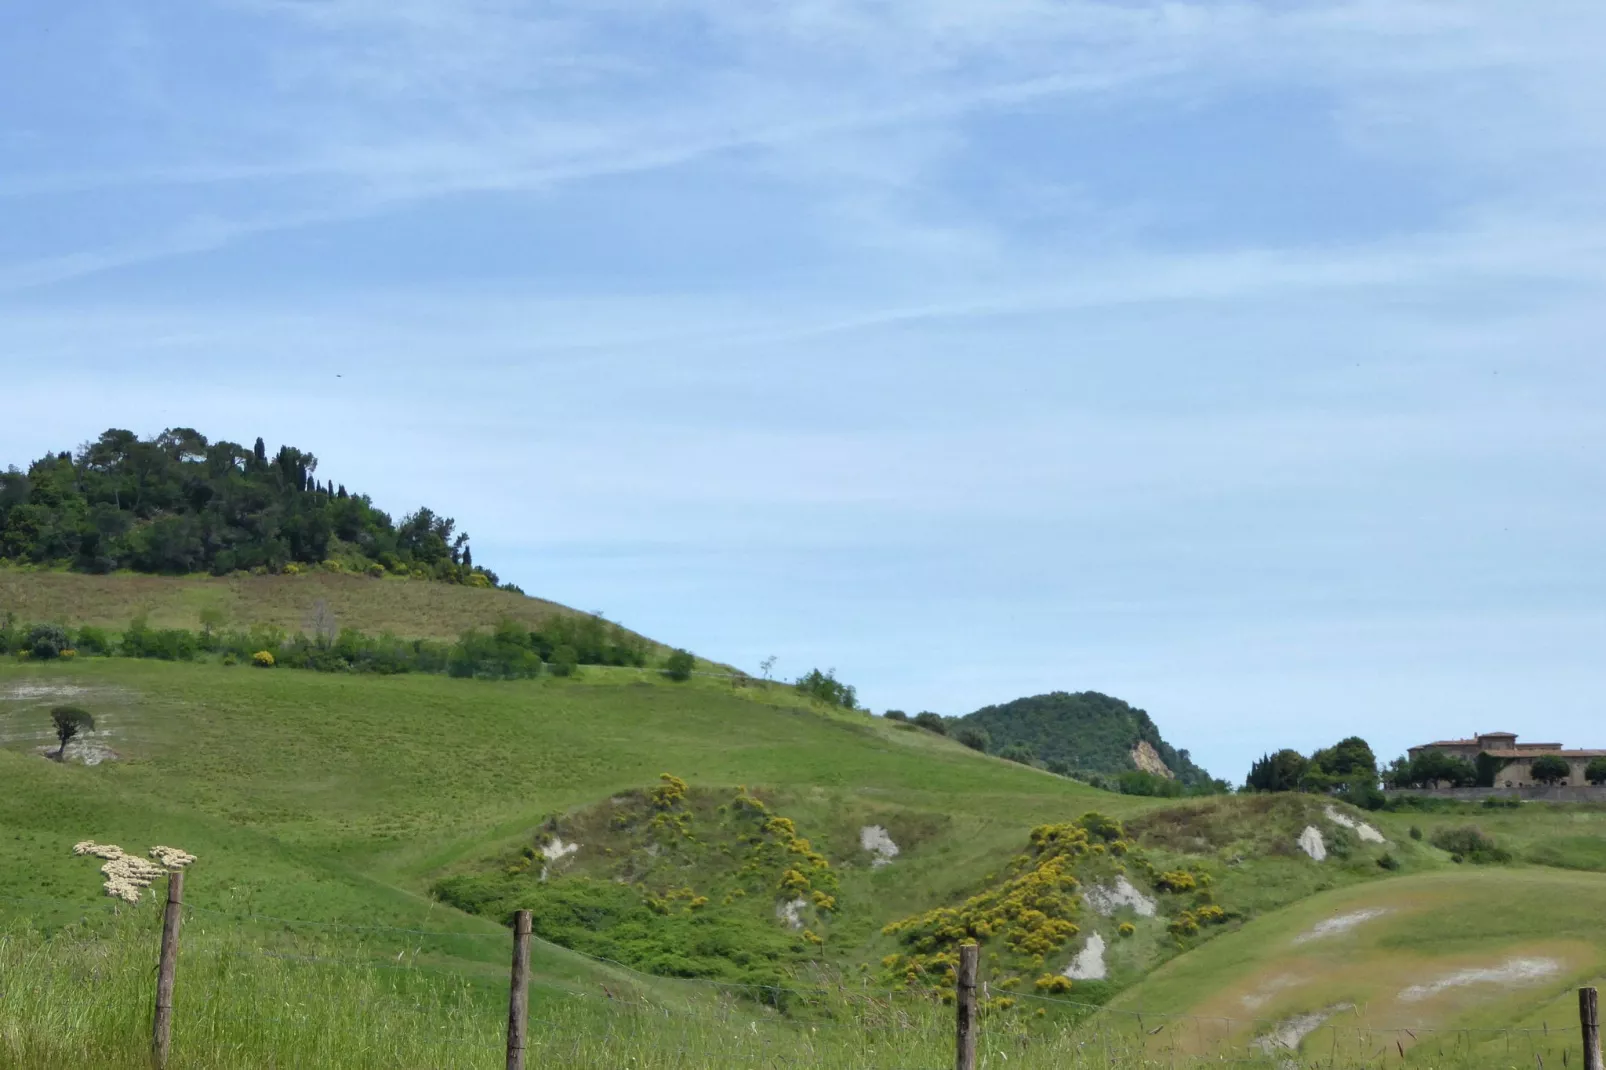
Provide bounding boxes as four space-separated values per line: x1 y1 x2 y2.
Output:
957 690 1218 786
5 571 1606 1068
0 567 604 643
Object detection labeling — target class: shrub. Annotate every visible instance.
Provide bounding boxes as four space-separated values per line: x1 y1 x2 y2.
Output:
1588 757 1606 787
1117 922 1136 937
663 649 695 682
1377 852 1401 871
252 650 276 668
1429 825 1511 864
221 652 238 666
999 742 1036 766
26 624 71 660
1156 870 1198 893
956 726 990 752
794 668 858 709
884 710 907 722
549 645 579 677
73 626 113 656
912 712 947 735
1408 825 1423 840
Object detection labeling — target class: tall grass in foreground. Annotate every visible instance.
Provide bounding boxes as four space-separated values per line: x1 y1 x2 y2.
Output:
0 917 1586 1069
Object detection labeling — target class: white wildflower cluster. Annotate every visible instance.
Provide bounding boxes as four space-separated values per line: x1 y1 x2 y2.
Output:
71 841 198 903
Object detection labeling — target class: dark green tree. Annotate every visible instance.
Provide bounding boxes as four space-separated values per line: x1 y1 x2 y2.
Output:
1245 749 1308 793
912 711 947 735
1394 750 1478 789
549 645 579 677
883 710 908 722
50 706 94 760
1584 757 1606 786
1530 754 1571 786
956 726 990 752
26 623 71 659
998 742 1036 765
663 649 695 682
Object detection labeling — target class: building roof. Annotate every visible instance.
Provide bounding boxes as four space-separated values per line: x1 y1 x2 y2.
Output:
1488 749 1606 759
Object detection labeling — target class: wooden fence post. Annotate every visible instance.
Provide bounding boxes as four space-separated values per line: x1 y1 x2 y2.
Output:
1583 986 1602 1070
506 909 532 1070
955 943 979 1070
152 869 183 1069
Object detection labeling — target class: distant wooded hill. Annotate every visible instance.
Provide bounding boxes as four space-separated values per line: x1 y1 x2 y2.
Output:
0 427 506 586
956 690 1217 787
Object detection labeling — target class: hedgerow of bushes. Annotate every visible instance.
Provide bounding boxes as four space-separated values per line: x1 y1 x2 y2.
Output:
0 610 661 681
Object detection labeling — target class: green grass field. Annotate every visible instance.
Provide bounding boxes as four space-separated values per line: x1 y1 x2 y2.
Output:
1110 867 1606 1063
3 571 1605 1068
0 567 597 641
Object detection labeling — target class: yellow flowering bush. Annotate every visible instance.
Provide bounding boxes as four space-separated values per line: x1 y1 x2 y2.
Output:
1118 921 1136 937
880 816 1114 985
1155 870 1197 893
1034 974 1072 993
650 773 688 809
251 650 275 668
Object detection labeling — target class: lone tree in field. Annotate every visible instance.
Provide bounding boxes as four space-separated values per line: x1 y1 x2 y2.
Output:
1584 757 1606 786
1529 754 1571 786
663 648 695 682
50 706 94 761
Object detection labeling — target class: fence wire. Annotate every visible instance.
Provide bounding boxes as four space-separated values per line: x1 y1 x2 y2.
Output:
3 887 1601 1070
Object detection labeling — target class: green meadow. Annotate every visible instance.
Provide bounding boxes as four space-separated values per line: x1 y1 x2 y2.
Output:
4 575 1606 1068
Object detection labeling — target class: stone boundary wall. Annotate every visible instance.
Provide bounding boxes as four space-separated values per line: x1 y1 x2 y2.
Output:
1386 785 1606 803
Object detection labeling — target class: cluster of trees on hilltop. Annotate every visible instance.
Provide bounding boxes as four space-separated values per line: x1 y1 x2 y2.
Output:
953 691 1221 789
1246 736 1382 806
0 428 506 585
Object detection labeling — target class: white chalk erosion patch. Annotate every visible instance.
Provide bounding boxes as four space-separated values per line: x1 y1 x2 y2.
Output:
1398 958 1560 1003
1085 876 1157 918
1293 908 1390 945
777 897 808 930
1241 975 1301 1011
1063 933 1108 981
539 837 580 881
1297 826 1327 861
860 826 899 868
1255 1005 1353 1053
1324 806 1386 844
2 684 96 701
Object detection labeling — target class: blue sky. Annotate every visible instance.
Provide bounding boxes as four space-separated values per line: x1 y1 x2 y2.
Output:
3 1 1604 781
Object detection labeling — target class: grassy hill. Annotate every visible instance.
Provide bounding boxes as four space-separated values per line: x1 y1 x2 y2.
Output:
957 690 1218 787
0 567 605 643
5 573 1606 1068
1109 867 1606 1063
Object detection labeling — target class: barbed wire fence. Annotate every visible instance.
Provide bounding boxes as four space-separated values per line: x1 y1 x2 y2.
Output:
2 883 1602 1070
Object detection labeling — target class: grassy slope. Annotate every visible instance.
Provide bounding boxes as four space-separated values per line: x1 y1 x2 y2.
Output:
1109 867 1606 1059
0 658 1147 986
0 568 599 642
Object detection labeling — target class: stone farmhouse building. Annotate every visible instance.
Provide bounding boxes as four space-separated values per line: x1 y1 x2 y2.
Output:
1409 732 1606 788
